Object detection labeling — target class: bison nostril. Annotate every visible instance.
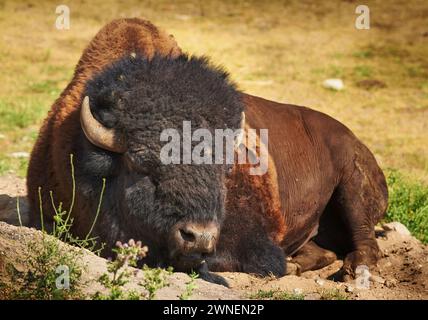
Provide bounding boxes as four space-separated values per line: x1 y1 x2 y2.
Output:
179 228 196 243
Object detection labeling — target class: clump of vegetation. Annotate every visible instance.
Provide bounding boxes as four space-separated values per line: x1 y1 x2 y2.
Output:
93 239 149 300
317 288 348 300
249 289 305 300
385 169 428 243
141 264 174 300
93 239 173 300
48 154 106 254
179 271 199 300
10 154 106 299
12 234 84 300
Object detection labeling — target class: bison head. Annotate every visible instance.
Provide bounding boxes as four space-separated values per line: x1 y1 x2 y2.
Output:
78 54 243 271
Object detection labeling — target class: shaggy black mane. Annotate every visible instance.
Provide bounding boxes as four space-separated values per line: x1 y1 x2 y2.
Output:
84 53 244 141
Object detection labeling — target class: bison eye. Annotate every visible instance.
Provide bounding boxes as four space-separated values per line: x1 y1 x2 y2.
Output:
97 109 118 128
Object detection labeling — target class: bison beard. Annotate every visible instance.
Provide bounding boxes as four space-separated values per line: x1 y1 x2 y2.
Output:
28 19 388 280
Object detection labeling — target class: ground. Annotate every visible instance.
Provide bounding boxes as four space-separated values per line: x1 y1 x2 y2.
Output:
0 177 427 300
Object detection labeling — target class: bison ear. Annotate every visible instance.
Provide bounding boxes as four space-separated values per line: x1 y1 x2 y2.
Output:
80 96 127 153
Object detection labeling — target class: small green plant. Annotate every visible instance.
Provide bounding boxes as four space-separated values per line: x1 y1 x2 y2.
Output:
249 289 304 300
13 234 84 300
179 271 199 300
385 169 428 243
48 154 106 254
93 240 175 300
93 239 149 300
12 153 107 299
141 265 174 300
353 65 373 78
318 288 348 300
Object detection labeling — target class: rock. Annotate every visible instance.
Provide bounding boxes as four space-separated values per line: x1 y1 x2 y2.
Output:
0 196 29 226
382 222 411 237
323 79 344 91
315 278 325 286
0 195 10 210
286 262 300 275
9 152 30 159
385 278 398 288
370 275 385 285
345 284 354 293
304 293 321 300
293 288 303 295
0 222 241 300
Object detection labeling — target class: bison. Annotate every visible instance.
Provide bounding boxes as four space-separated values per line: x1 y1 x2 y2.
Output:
27 18 388 280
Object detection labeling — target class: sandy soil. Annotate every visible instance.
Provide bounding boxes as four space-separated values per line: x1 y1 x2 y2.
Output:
0 176 426 300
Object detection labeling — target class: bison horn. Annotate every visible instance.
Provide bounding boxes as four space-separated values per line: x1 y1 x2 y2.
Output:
80 96 127 153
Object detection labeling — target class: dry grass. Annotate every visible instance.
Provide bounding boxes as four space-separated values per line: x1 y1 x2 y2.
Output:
0 0 427 182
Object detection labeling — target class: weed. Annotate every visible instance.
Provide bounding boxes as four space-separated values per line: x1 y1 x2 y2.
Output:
317 288 348 300
179 271 199 300
249 289 305 300
10 154 106 299
92 239 149 300
141 265 174 300
12 234 84 300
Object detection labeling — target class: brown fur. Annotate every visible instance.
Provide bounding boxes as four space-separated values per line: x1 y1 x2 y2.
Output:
27 19 181 231
27 19 388 279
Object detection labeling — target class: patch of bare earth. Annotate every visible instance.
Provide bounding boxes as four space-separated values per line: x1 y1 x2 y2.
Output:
0 176 426 300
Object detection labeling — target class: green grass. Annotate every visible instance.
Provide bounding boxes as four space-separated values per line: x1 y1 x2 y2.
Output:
353 65 373 78
250 289 305 300
0 98 46 130
385 170 428 243
318 289 348 300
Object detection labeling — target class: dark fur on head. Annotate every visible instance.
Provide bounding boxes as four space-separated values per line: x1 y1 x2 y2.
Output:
81 54 243 266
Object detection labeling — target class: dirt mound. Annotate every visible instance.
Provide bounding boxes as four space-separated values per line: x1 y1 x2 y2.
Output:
0 222 240 300
218 223 428 300
0 176 426 300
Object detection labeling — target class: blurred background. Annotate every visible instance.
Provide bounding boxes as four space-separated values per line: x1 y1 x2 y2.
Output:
0 1 427 240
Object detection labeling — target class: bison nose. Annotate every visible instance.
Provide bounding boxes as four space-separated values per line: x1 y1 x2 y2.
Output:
176 222 219 255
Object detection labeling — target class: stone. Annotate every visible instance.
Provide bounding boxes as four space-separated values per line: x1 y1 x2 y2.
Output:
383 222 411 237
9 152 30 159
370 275 386 285
345 285 354 293
323 79 344 91
293 288 303 295
315 278 325 286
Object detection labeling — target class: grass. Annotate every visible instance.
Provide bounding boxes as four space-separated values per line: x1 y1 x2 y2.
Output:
179 271 199 300
93 240 176 300
0 0 426 181
3 154 106 299
317 289 348 300
385 169 428 243
250 289 305 300
250 288 348 300
11 234 85 300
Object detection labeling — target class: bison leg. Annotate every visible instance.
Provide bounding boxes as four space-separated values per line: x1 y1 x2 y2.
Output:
287 241 337 275
332 146 388 281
